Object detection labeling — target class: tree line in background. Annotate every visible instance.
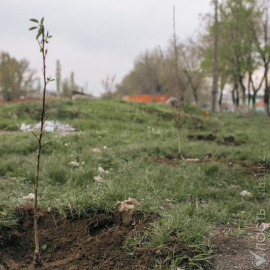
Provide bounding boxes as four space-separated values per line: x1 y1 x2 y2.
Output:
114 40 209 106
115 0 270 116
0 53 83 101
1 0 270 117
0 52 36 101
56 60 85 98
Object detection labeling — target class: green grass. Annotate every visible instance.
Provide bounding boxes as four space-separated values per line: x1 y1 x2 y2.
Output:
0 98 269 269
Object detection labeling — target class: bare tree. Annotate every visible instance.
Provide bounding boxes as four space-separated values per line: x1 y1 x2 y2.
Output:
101 74 117 97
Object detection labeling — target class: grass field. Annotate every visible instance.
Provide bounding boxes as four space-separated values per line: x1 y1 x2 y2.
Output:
0 98 269 269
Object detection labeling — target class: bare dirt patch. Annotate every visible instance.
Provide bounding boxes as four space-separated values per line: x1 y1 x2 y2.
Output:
148 156 268 179
187 134 217 141
0 205 161 270
187 134 245 145
218 159 270 177
205 225 270 270
1 206 269 269
147 156 179 166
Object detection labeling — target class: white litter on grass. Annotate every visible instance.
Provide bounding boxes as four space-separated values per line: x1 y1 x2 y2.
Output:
103 146 108 149
240 190 252 197
68 161 80 167
91 148 102 153
186 158 201 162
116 197 139 211
94 176 105 182
98 167 109 174
64 143 68 146
23 193 35 200
20 121 75 133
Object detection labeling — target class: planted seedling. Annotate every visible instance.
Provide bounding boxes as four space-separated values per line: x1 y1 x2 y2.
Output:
29 17 54 267
159 7 184 159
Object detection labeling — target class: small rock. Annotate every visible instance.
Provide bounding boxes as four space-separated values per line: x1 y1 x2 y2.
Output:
68 161 79 167
240 190 252 197
186 158 200 162
91 148 101 153
98 167 109 173
117 197 139 211
23 193 35 200
94 176 104 182
41 244 47 250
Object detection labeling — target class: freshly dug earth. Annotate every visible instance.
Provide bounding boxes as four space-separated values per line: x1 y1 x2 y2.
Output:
0 205 159 270
187 134 245 145
2 206 269 269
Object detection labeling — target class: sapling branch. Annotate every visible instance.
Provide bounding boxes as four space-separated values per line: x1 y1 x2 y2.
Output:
41 142 50 148
172 7 182 159
159 8 183 159
31 131 39 142
29 17 53 267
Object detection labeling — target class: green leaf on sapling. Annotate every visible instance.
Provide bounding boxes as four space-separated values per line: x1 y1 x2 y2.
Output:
30 18 39 23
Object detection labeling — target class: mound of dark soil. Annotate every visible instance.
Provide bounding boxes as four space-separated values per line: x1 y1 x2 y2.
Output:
187 134 217 141
0 205 158 270
222 136 245 146
187 134 245 146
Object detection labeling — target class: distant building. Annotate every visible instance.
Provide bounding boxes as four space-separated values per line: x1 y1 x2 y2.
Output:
255 96 266 112
123 95 170 103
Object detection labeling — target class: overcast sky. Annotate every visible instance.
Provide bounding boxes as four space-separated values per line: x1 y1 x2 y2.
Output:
0 0 212 96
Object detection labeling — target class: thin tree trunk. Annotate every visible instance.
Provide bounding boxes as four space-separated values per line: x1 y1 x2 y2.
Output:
235 83 239 114
238 76 247 117
219 87 223 112
264 72 269 116
231 86 236 112
193 89 198 105
252 93 256 115
248 74 252 110
219 75 227 113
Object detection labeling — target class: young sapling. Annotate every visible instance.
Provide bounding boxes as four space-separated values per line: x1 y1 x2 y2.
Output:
29 17 54 267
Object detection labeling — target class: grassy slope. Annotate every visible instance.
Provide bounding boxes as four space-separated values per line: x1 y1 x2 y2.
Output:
0 99 269 268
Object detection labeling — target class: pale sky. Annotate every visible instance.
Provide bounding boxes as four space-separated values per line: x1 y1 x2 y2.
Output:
0 0 212 96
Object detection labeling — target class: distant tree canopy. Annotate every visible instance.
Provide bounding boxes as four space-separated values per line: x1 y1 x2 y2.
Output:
61 71 80 98
0 52 35 101
116 0 270 116
115 45 209 105
201 0 270 115
115 50 165 97
101 74 117 98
